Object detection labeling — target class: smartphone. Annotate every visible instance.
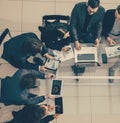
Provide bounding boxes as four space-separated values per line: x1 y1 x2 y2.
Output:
102 53 107 64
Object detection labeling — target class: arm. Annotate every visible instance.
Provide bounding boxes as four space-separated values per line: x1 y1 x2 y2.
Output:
19 58 39 71
23 95 46 105
70 4 82 50
41 115 55 123
94 7 105 46
70 4 79 42
28 69 55 79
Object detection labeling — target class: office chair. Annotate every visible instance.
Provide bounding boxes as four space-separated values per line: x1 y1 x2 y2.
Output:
38 14 70 43
40 14 70 26
0 28 12 46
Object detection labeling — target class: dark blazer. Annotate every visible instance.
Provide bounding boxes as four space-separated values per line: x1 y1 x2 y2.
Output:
1 69 46 105
102 9 116 38
40 115 54 123
70 2 105 42
41 22 70 51
1 32 48 70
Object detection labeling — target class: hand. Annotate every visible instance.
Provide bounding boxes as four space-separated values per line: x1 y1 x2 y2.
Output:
93 39 100 47
45 53 54 60
39 65 47 72
45 73 55 79
62 46 71 52
48 105 55 112
63 32 70 39
54 114 60 119
107 37 116 46
75 41 81 50
45 94 56 99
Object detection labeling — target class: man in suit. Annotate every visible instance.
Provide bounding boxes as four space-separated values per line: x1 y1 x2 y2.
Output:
1 32 53 71
102 5 120 83
70 0 105 50
0 69 55 105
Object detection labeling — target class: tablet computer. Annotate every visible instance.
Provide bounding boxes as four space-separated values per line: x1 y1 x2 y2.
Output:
51 79 62 96
55 97 63 114
44 59 60 71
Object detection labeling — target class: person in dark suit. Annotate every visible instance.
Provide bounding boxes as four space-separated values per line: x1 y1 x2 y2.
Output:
102 5 120 83
1 32 53 71
70 0 105 50
102 5 120 46
0 69 55 105
5 104 60 123
40 21 71 51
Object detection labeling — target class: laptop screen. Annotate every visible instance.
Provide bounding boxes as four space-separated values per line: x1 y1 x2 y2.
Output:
77 54 95 61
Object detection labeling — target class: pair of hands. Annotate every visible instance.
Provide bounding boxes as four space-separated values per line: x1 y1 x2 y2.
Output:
107 37 116 46
39 53 54 72
74 39 100 50
62 46 71 52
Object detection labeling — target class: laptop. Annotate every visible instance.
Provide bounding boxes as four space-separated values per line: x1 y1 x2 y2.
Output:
51 79 62 96
74 47 98 63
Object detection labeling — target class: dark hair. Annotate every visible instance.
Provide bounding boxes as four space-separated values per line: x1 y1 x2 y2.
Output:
116 5 120 14
88 0 100 8
24 37 43 55
20 73 37 89
42 22 69 42
8 105 46 123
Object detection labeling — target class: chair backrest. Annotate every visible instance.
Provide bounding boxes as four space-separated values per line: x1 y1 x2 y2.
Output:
0 28 12 45
38 15 70 45
42 15 70 26
38 15 70 31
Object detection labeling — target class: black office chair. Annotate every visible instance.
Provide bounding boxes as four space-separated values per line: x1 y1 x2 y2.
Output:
0 28 12 45
38 15 70 43
40 14 70 27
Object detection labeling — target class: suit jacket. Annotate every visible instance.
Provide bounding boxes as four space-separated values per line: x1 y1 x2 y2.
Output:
1 32 48 70
1 69 46 105
70 2 105 42
40 115 54 123
41 22 70 51
102 9 116 38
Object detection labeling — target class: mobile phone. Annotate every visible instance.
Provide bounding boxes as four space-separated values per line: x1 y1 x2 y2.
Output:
102 53 107 64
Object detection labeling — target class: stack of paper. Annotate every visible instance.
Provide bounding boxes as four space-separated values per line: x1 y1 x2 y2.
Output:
53 45 74 62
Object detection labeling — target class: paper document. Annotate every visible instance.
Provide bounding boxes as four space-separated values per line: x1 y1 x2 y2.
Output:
105 46 120 58
53 45 74 62
44 59 60 71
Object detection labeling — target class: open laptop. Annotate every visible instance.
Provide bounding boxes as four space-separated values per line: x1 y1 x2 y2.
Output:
74 47 98 63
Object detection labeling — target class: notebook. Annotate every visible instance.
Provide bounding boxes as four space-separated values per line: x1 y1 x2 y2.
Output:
74 47 98 63
51 79 62 96
105 46 120 58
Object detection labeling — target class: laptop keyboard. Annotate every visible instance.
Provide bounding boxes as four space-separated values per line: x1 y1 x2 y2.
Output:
77 54 95 60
